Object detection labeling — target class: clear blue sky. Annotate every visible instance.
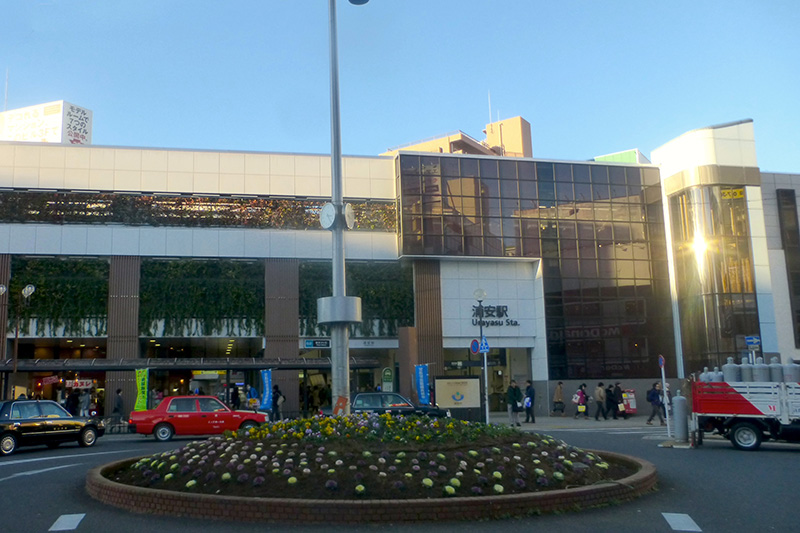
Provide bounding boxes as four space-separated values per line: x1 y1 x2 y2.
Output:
4 1 799 172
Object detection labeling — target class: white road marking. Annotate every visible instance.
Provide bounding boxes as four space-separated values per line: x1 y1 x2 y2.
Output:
0 463 81 483
49 513 85 531
0 448 137 467
663 512 702 532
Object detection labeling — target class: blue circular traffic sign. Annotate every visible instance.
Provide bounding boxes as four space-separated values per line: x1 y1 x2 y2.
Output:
470 339 480 354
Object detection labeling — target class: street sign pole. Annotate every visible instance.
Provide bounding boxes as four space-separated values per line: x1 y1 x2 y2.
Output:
659 354 672 438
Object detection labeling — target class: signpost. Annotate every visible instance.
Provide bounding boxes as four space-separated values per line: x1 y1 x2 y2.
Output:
659 354 672 438
381 367 394 392
745 335 761 364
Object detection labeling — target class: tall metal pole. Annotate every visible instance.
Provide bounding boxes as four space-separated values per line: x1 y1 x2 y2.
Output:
479 301 489 424
322 0 365 415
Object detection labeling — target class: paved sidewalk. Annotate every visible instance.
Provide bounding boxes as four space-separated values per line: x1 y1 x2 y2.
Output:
489 410 656 431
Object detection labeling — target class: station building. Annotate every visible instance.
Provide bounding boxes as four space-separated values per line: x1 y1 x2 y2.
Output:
0 107 797 416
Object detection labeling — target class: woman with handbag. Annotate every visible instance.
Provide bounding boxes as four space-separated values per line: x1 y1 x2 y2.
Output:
573 383 589 419
506 380 523 427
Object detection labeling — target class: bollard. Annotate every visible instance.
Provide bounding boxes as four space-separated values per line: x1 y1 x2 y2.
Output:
673 391 688 443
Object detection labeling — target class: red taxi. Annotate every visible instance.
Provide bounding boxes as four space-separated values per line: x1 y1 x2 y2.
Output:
128 395 268 442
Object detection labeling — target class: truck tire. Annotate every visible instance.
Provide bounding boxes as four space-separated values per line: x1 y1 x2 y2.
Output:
731 422 762 451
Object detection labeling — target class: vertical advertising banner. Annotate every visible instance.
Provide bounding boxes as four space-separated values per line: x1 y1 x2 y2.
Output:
134 369 149 411
415 364 430 405
260 369 272 411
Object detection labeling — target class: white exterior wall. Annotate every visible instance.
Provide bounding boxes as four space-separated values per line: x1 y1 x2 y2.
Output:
0 142 395 199
746 185 779 354
439 260 538 349
0 142 397 260
759 172 800 363
651 120 758 177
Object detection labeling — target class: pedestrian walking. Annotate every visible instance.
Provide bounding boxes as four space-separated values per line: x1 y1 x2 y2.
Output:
246 384 259 410
646 382 666 425
594 382 608 420
271 384 284 422
613 382 628 420
524 380 535 423
552 381 565 416
605 383 617 419
572 383 589 419
506 380 523 427
111 388 124 424
230 385 241 410
79 389 91 417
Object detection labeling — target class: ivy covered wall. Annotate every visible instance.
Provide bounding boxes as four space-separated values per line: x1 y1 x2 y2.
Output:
298 261 414 337
10 257 109 336
139 259 265 337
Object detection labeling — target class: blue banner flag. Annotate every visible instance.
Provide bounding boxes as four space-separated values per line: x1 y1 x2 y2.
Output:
415 364 430 405
260 369 272 411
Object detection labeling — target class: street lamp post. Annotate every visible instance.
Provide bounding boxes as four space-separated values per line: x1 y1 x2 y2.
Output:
1 283 35 399
316 0 367 416
474 288 490 424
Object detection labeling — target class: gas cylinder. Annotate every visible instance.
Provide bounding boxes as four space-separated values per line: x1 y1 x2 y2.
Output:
699 367 711 382
753 357 770 382
769 357 784 382
711 366 724 382
740 357 753 382
722 357 741 382
784 361 800 382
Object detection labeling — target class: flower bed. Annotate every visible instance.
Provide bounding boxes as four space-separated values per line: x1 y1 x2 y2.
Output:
107 413 632 500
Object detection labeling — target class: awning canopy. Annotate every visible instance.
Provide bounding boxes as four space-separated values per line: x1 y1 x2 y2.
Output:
0 357 380 373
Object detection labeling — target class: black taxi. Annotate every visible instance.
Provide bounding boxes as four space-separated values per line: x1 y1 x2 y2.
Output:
0 399 105 456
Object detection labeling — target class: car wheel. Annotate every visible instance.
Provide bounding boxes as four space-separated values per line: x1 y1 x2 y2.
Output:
731 422 762 451
1 433 17 456
239 421 258 433
79 427 98 447
154 423 174 442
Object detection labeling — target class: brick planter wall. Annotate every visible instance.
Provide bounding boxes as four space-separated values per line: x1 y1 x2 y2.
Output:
86 450 656 524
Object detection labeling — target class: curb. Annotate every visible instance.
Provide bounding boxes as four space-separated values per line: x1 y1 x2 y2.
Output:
85 450 657 524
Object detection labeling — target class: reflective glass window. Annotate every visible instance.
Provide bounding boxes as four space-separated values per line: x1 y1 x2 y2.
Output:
536 162 554 182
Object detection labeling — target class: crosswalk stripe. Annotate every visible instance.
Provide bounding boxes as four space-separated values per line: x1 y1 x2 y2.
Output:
49 514 85 531
662 512 702 531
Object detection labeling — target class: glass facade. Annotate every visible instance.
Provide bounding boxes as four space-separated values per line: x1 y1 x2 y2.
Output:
0 191 396 232
668 186 759 371
397 153 674 379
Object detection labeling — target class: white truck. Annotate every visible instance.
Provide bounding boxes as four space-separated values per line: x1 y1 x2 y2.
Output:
692 381 800 450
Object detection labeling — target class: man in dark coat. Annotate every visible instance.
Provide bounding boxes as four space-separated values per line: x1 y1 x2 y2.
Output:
524 380 535 423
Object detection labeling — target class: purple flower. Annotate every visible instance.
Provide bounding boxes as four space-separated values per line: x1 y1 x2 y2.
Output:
388 466 397 473
142 469 153 478
471 486 483 495
417 452 428 460
478 476 489 486
213 460 222 468
180 466 191 475
536 476 549 486
354 472 365 481
393 481 406 491
283 469 292 476
427 471 439 478
205 471 217 482
237 473 249 483
192 469 203 478
438 465 447 472
412 465 421 472
236 464 245 471
514 478 526 489
325 480 338 491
